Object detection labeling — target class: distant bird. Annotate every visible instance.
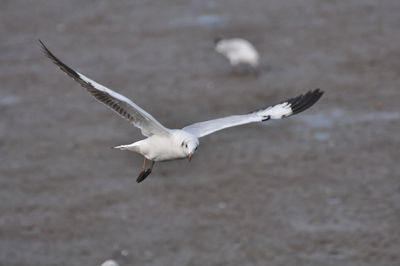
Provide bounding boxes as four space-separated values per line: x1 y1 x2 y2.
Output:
40 40 323 183
214 37 260 73
101 260 119 266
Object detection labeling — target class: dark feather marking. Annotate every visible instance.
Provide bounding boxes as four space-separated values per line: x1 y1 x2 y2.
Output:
262 115 271 122
285 89 323 115
248 89 323 120
39 39 140 123
39 39 80 80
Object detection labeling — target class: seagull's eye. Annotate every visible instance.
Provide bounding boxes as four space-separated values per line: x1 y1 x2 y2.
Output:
185 144 188 148
195 146 198 151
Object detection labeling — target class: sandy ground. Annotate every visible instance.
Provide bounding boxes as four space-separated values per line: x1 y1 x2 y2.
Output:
1 0 400 265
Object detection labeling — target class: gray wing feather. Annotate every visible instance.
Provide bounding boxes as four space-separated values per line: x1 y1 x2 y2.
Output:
183 89 323 138
40 40 170 137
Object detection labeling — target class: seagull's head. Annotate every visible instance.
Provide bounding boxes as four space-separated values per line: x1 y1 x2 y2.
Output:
180 138 199 161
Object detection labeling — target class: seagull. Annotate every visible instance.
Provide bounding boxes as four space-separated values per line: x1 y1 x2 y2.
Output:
40 40 324 183
214 37 260 73
101 260 119 266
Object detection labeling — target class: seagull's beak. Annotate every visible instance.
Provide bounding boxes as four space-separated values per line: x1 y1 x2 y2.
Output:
188 153 192 162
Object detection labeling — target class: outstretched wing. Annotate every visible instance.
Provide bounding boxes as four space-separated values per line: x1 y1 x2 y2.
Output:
183 89 324 138
39 40 170 137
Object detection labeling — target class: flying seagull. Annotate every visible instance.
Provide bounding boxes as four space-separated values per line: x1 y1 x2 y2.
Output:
39 40 323 183
214 37 260 73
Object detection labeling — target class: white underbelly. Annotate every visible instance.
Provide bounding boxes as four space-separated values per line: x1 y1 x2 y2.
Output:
138 136 186 162
146 148 185 161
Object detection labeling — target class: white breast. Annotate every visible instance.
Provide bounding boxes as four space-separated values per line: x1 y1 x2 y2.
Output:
138 134 186 161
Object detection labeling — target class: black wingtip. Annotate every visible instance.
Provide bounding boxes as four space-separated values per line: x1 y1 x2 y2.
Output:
286 89 324 115
38 39 51 55
38 39 49 55
39 39 80 79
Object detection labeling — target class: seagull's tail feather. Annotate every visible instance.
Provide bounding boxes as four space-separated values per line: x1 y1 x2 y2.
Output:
112 144 137 151
113 145 127 150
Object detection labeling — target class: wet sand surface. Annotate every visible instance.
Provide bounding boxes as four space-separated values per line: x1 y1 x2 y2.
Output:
1 0 400 265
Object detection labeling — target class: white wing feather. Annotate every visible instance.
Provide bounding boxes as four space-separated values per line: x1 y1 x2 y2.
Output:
183 90 323 138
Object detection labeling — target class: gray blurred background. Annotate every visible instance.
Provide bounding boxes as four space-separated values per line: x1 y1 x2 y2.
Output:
1 0 399 265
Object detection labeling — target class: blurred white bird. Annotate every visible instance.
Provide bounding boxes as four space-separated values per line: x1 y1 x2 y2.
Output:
101 259 119 266
214 37 260 73
40 40 323 183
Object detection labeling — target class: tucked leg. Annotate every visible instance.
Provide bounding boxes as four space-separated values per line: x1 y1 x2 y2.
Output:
147 161 155 174
137 160 155 183
136 157 147 182
141 157 147 171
